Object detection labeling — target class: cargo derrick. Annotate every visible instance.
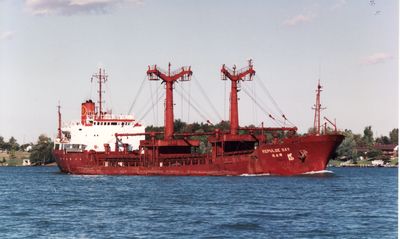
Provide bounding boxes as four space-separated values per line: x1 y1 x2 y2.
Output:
207 60 258 160
221 60 255 135
139 63 204 167
208 60 299 162
115 61 298 167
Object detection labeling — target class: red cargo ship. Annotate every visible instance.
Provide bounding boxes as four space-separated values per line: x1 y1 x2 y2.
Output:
53 61 344 176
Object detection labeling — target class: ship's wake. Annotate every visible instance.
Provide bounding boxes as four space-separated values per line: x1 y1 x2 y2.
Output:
239 173 271 177
302 170 333 174
239 170 334 177
301 170 334 176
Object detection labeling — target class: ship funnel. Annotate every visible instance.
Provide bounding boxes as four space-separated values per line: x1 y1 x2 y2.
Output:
81 100 95 126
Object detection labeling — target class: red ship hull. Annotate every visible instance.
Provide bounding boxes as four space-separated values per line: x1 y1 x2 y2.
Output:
53 134 343 176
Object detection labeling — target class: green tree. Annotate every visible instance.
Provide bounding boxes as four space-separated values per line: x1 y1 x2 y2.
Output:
174 119 187 133
307 127 316 134
335 129 357 161
20 143 32 151
353 134 363 146
366 148 383 160
375 136 391 145
389 128 398 144
215 120 230 132
8 137 19 151
362 126 374 146
0 136 4 151
29 134 55 165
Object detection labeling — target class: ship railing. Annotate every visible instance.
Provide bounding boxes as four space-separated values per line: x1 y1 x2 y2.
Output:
62 121 82 127
170 66 191 76
219 149 254 156
148 65 166 74
221 65 253 76
63 143 87 153
65 148 84 153
238 126 298 133
147 65 192 77
98 114 135 120
159 155 207 167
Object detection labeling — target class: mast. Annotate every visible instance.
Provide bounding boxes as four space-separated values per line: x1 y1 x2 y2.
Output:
221 60 255 135
312 80 324 135
147 63 192 140
57 103 62 140
92 68 108 118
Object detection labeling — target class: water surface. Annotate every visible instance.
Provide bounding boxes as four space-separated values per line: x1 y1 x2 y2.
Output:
0 167 397 238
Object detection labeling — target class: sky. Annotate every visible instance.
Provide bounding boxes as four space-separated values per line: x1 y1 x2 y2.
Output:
0 0 398 143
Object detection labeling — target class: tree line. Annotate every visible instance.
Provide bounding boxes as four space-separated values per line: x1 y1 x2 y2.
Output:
335 127 398 162
1 122 397 165
0 134 55 165
0 136 31 152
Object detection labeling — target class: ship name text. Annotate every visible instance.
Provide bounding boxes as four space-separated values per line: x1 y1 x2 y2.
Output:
261 147 290 154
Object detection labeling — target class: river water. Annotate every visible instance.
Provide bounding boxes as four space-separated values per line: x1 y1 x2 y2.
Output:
0 166 397 238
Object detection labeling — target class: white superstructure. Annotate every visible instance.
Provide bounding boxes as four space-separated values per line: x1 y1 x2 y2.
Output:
60 116 145 152
54 68 146 152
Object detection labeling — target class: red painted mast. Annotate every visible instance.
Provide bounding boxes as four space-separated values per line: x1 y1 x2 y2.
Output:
92 68 108 119
57 103 62 140
313 80 323 135
147 63 192 140
221 60 255 135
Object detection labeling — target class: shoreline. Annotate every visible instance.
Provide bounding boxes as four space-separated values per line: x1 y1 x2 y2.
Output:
1 164 397 169
328 164 397 168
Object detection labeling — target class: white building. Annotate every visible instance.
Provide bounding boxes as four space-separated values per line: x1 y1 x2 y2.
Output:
22 159 31 166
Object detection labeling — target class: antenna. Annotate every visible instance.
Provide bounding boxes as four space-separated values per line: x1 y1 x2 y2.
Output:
312 80 326 135
92 68 108 118
57 101 62 140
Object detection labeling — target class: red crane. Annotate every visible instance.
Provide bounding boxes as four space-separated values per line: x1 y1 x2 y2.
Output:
221 60 255 135
147 63 192 140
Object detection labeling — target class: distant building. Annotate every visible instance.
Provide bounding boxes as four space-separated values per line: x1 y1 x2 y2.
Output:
374 144 398 158
356 146 369 156
356 144 398 159
22 159 31 166
371 160 384 167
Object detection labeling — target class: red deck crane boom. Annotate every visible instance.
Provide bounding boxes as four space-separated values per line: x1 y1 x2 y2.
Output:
221 60 255 135
147 63 192 140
